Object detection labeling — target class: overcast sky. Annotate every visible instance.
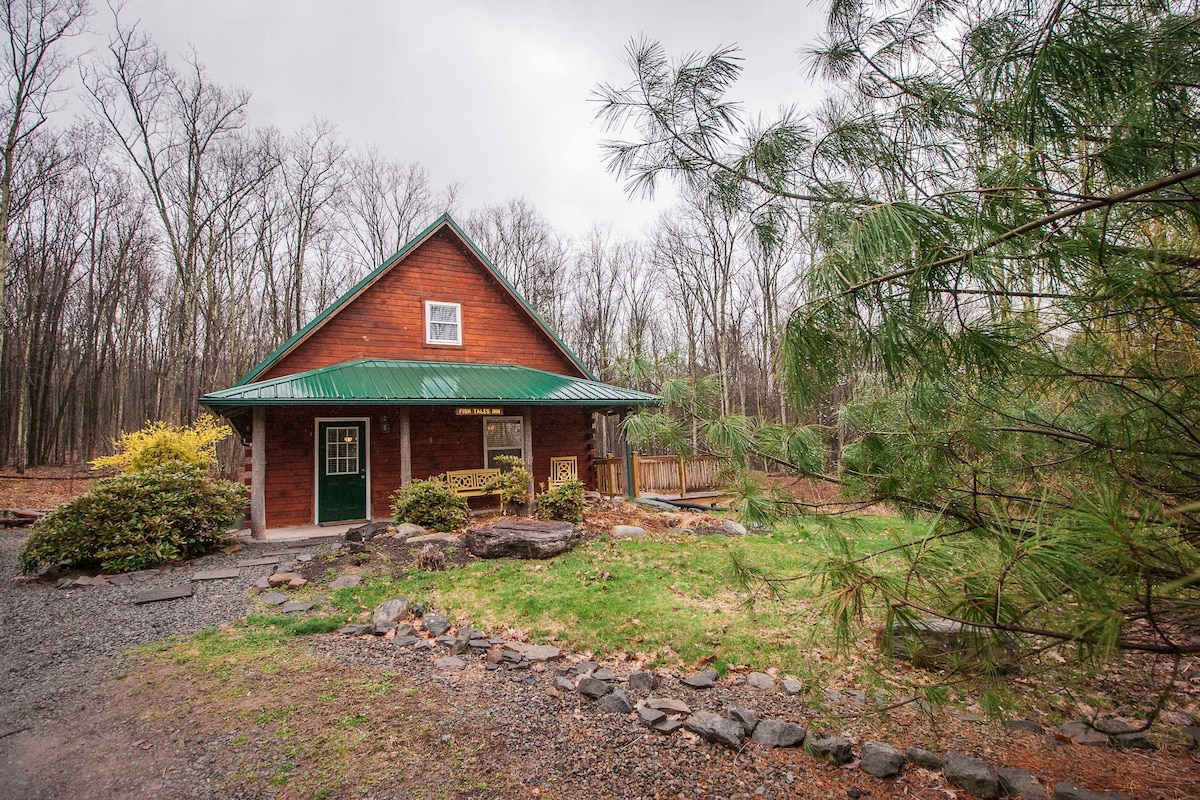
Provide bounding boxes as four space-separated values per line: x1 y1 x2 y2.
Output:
108 1 830 239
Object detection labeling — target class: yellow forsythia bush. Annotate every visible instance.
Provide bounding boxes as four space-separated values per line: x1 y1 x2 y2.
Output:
90 415 233 473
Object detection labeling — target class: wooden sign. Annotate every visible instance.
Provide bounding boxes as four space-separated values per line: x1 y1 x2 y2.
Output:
455 407 503 416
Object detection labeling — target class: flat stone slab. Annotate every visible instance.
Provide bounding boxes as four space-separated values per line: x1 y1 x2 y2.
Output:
133 586 193 604
647 698 691 715
191 568 240 581
329 574 362 590
407 532 462 545
279 601 314 613
681 669 718 688
259 592 289 605
434 656 467 669
238 557 281 567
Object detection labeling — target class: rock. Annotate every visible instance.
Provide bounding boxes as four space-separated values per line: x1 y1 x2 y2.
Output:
373 621 396 636
647 698 691 715
653 718 684 734
727 704 758 735
329 574 362 590
372 597 410 626
746 672 776 690
106 573 133 586
1003 719 1044 735
295 553 314 562
611 525 647 537
751 719 807 748
1183 725 1200 747
1057 722 1108 747
433 656 467 669
522 644 561 662
806 734 852 763
287 576 307 589
638 707 667 726
393 623 417 636
393 635 419 647
633 498 677 512
889 618 1017 672
279 601 313 613
190 567 240 581
627 672 655 692
781 678 803 695
251 576 271 590
410 601 426 617
598 688 632 714
577 677 613 699
681 669 718 688
133 586 194 604
259 592 289 605
860 741 904 778
450 627 477 656
722 519 747 535
393 522 426 540
1053 784 1134 800
465 520 580 559
997 767 1047 800
267 572 301 587
554 677 575 692
592 667 616 681
1094 718 1155 750
337 624 372 635
944 752 1000 799
345 521 392 541
684 711 745 749
422 612 450 636
572 660 599 675
905 747 944 770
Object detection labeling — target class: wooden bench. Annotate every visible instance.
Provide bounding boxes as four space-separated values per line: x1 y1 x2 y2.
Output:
445 468 502 499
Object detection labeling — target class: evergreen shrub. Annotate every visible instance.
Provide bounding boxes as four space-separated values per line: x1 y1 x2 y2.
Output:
390 477 469 532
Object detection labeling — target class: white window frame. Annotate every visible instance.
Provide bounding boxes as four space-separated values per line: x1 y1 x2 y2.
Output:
483 416 525 470
425 300 462 345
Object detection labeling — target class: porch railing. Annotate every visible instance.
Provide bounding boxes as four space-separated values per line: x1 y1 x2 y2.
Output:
594 454 723 498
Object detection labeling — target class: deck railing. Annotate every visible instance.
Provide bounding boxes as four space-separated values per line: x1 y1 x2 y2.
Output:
594 454 722 497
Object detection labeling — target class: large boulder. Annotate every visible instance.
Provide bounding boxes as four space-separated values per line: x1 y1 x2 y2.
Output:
752 720 807 748
860 741 905 778
465 520 580 559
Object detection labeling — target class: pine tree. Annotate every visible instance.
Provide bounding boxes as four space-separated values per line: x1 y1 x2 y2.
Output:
596 0 1200 664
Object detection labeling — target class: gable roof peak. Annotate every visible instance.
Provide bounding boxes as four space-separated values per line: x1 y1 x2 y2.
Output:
232 213 593 386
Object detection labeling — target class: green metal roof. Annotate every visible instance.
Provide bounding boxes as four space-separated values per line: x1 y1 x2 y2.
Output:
234 213 595 386
200 359 659 408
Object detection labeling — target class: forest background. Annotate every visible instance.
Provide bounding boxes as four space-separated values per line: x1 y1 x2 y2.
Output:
0 1 799 472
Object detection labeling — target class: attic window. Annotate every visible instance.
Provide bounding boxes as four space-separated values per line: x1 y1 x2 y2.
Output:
425 301 462 345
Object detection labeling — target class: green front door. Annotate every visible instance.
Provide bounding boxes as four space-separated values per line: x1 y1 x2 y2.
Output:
317 421 367 523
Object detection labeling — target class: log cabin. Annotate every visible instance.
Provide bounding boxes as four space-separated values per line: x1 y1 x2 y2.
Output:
199 214 657 537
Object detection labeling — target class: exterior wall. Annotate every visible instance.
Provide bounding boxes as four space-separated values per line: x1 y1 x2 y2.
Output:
257 404 595 528
261 229 585 381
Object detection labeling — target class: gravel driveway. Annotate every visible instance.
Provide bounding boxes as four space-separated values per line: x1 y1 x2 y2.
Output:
0 529 333 733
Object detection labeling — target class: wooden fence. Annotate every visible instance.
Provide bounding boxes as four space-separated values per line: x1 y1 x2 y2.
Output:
594 454 722 498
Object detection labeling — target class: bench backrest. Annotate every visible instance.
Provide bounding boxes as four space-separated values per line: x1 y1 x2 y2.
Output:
445 468 501 497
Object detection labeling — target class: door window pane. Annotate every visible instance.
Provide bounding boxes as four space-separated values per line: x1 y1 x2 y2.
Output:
325 426 359 475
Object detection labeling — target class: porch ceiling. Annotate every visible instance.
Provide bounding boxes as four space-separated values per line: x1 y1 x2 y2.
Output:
198 358 659 409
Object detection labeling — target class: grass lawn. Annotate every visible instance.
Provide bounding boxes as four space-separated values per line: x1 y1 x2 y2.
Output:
313 514 927 685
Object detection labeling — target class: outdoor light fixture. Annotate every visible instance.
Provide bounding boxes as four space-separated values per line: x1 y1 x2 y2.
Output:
380 414 390 434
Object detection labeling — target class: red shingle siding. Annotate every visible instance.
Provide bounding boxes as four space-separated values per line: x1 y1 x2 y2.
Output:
261 230 583 380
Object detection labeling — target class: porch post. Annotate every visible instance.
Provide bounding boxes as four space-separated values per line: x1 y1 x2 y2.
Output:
399 406 412 485
622 409 636 500
523 406 534 500
250 406 266 539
